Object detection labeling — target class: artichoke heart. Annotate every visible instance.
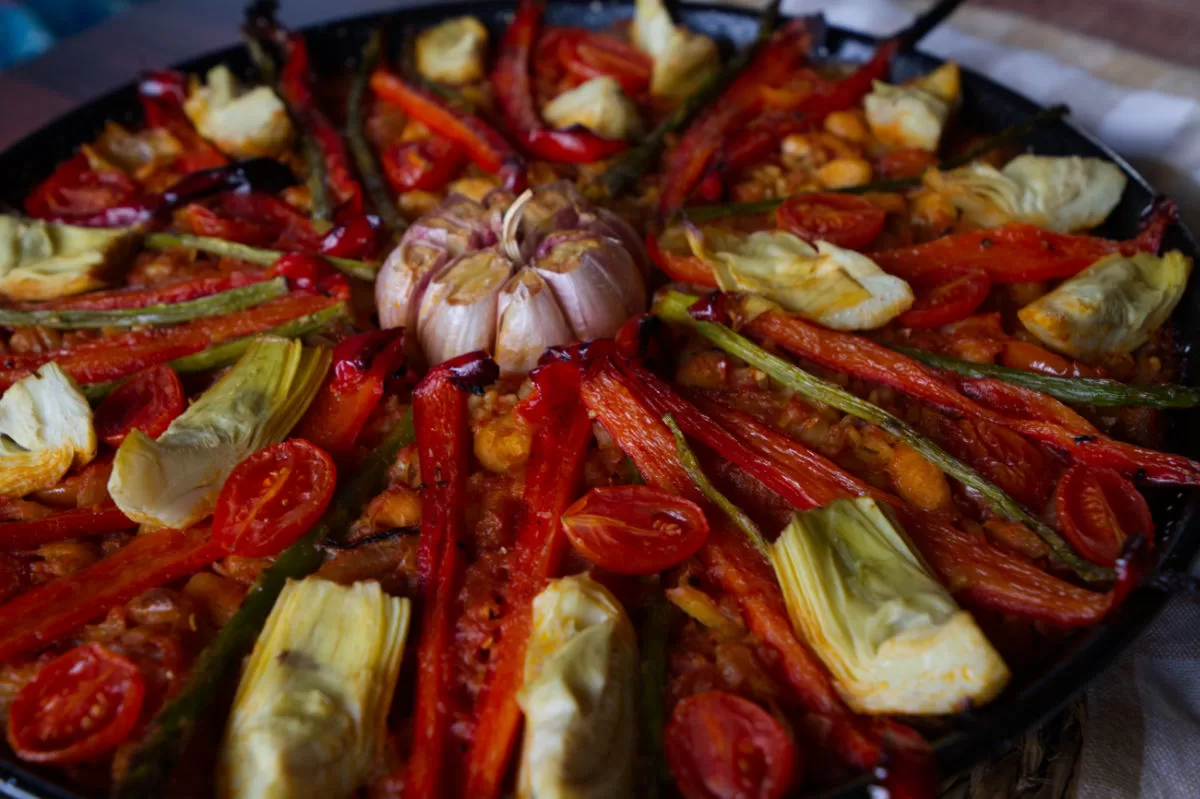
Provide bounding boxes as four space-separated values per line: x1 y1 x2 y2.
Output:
415 16 490 85
218 578 411 799
0 363 96 498
517 574 638 799
688 227 913 330
1018 250 1192 363
543 77 644 141
864 62 961 152
184 65 294 158
770 497 1010 715
108 337 330 529
0 215 138 301
925 154 1127 233
631 0 719 98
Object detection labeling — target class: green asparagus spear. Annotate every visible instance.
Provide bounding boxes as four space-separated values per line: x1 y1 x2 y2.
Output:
82 301 349 402
0 278 287 330
594 0 783 200
110 409 415 799
655 292 1112 583
143 231 377 281
637 587 673 799
891 345 1200 409
348 29 405 238
665 413 769 556
683 104 1071 221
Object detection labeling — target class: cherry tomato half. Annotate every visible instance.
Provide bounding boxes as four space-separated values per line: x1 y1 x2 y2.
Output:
666 691 798 799
94 365 186 448
6 644 145 764
1054 466 1153 567
25 154 139 220
895 267 991 330
774 193 886 251
560 485 709 575
213 439 337 557
559 30 653 96
647 229 718 287
381 138 465 193
933 416 1053 510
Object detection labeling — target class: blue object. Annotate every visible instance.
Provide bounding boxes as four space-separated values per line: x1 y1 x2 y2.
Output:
0 0 142 70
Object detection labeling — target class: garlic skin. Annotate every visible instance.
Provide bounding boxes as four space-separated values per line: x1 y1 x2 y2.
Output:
378 185 649 372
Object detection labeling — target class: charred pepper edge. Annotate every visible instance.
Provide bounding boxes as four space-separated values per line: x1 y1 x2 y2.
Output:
655 291 1114 583
110 407 416 799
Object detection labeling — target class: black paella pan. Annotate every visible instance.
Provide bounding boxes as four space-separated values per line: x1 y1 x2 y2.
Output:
0 1 1197 797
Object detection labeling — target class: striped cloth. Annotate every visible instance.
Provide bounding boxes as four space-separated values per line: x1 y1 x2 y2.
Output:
762 2 1200 796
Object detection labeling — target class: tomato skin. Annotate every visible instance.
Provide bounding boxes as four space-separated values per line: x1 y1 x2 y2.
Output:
558 30 652 95
873 148 938 180
896 267 991 330
381 138 465 193
25 154 140 220
560 485 709 574
1001 340 1099 379
931 416 1053 510
1055 466 1153 567
646 230 718 287
775 193 886 251
666 691 798 799
213 440 337 557
6 644 145 764
94 365 186 448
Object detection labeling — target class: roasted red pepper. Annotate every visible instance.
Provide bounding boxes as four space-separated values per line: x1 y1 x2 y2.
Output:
380 137 466 194
266 252 351 300
276 34 364 212
370 69 525 189
0 293 340 390
0 527 222 664
646 229 719 286
294 328 407 456
492 0 628 165
464 372 592 799
0 506 135 551
137 70 229 174
24 154 140 220
743 307 1200 484
580 359 883 770
871 199 1177 284
405 352 499 799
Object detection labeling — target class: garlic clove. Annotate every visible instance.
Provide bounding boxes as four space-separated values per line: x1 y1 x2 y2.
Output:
495 270 575 374
376 241 449 330
533 232 647 341
418 247 514 366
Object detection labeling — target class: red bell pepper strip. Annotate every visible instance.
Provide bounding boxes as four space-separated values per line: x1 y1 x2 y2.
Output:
657 21 815 214
369 69 525 190
646 229 719 286
0 294 339 390
693 392 1111 627
24 154 140 220
35 158 297 228
463 373 592 799
0 527 222 664
580 359 883 770
277 34 364 213
13 272 268 313
137 70 229 174
871 199 1177 284
406 351 499 799
492 0 628 165
293 328 407 456
744 308 1200 484
0 506 136 551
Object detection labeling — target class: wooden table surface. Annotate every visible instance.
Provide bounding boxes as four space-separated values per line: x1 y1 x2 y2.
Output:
2 0 1199 151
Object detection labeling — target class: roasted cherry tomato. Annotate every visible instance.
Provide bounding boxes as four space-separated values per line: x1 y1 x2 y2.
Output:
94 365 186 448
6 644 145 764
666 691 798 799
213 439 337 557
774 193 886 251
1001 340 1099 379
1054 466 1154 567
647 228 718 287
560 485 709 574
381 137 466 193
895 267 991 330
558 29 653 96
25 154 139 219
268 252 351 301
933 416 1053 510
320 213 381 259
873 148 939 180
